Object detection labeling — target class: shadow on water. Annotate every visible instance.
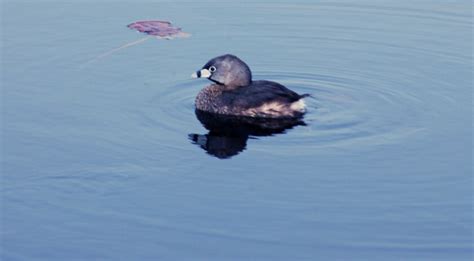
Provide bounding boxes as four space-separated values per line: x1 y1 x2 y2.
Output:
189 109 306 159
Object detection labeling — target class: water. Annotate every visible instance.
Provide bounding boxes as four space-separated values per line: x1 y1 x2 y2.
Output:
1 0 472 260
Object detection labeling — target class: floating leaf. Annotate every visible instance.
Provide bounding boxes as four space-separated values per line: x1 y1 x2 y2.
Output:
82 20 190 67
127 20 190 39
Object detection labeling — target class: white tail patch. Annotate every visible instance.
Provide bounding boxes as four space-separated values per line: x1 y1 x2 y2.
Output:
242 99 306 117
290 99 306 112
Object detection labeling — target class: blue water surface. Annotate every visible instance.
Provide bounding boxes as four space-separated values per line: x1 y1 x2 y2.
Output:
1 0 472 260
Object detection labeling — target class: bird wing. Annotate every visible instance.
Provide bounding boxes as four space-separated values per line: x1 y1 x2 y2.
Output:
227 81 303 109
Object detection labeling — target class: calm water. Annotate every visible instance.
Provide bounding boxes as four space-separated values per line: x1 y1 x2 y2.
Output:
1 0 472 260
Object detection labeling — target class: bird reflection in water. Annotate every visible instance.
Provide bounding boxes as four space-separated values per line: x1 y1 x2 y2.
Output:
189 110 306 159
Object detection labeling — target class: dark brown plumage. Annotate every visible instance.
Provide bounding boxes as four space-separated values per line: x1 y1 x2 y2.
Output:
192 54 309 118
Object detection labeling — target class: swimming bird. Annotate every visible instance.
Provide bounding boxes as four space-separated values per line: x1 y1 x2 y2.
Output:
191 54 309 118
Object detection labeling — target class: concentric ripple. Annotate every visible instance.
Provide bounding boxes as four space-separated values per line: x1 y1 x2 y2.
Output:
139 69 427 156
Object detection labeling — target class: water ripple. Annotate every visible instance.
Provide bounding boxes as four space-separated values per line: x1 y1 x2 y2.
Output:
138 69 428 156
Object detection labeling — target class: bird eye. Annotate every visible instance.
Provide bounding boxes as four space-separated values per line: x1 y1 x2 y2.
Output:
209 66 217 72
